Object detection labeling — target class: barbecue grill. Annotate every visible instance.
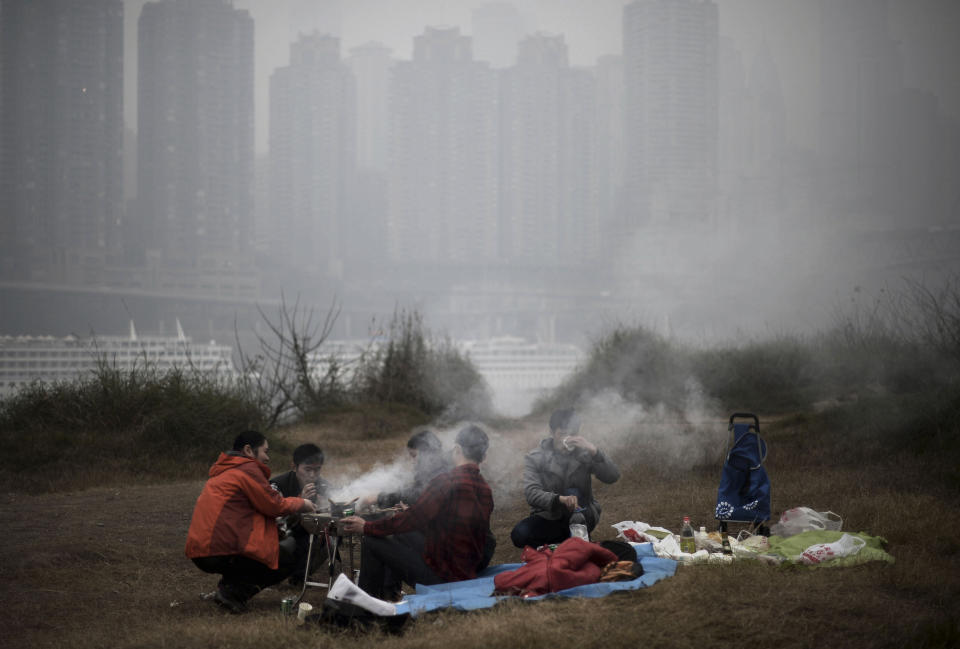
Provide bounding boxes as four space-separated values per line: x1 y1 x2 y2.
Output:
293 499 397 605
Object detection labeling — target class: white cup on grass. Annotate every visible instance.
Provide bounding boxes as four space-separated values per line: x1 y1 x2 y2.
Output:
297 602 313 624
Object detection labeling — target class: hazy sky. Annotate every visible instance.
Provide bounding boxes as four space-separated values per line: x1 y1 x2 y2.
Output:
122 0 960 153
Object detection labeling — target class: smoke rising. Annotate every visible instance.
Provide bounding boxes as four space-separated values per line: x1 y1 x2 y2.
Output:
327 454 413 505
322 383 725 516
575 386 725 473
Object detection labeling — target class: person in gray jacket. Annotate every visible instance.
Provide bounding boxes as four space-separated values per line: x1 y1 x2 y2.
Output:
510 408 621 549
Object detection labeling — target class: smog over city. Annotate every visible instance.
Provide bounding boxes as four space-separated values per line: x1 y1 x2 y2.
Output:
6 6 960 645
2 0 959 416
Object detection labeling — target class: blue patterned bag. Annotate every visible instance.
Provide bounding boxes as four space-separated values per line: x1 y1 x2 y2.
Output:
715 414 771 524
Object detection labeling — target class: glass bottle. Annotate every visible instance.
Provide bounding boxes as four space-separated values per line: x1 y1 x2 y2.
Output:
569 510 589 540
679 516 696 554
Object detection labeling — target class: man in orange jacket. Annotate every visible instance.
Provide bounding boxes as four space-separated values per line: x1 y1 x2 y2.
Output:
186 430 316 613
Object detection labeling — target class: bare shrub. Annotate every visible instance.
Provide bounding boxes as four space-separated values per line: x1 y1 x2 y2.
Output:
352 308 492 422
542 276 959 419
544 325 693 412
901 274 960 363
234 293 342 427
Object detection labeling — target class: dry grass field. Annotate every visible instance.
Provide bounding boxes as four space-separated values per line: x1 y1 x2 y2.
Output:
2 407 958 649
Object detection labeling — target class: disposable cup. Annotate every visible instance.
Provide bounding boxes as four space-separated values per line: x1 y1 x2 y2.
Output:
297 602 313 624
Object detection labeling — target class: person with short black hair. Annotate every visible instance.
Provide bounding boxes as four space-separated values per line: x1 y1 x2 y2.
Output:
340 424 495 600
269 442 334 582
510 408 620 549
270 442 330 503
186 431 316 613
362 430 451 511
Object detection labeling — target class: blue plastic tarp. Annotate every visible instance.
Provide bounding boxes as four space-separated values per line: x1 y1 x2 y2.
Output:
393 542 677 617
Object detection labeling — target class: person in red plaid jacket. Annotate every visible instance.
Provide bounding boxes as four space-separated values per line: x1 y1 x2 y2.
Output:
341 425 494 600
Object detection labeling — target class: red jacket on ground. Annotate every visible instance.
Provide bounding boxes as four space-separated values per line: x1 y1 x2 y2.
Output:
185 452 305 569
493 537 618 597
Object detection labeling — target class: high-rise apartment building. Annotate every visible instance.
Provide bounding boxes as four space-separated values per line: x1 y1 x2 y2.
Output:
622 0 719 228
499 33 598 268
136 0 254 270
387 27 498 267
818 0 902 218
0 0 123 283
269 32 355 278
347 42 392 173
471 3 526 68
499 34 565 266
346 42 392 272
718 39 749 216
559 66 600 266
719 38 788 235
594 54 625 251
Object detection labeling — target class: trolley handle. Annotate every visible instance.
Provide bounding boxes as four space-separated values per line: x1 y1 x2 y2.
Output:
729 412 760 431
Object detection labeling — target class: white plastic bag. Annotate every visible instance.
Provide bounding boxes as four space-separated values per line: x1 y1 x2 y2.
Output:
654 533 681 559
736 531 771 553
799 533 866 565
612 521 673 544
770 507 842 537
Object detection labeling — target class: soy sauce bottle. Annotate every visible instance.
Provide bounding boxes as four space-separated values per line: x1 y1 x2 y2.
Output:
679 516 696 554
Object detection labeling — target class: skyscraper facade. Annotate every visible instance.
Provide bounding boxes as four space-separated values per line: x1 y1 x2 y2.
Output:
818 0 902 218
718 38 788 236
471 2 526 69
347 42 392 173
387 27 498 267
499 34 566 266
269 33 355 279
594 54 625 252
136 0 254 270
559 66 600 267
0 0 123 283
499 33 599 268
346 42 392 272
622 0 719 228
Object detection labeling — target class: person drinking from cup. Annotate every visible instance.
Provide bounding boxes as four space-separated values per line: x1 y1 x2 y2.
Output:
270 443 334 582
509 408 620 549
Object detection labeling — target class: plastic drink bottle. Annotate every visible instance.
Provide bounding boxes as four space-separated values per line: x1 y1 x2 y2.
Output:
696 525 708 550
569 510 589 540
680 516 696 554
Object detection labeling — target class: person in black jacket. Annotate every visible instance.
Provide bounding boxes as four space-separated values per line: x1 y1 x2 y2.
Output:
269 443 333 582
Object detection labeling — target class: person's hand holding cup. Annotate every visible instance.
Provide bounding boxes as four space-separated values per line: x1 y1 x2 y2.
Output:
300 481 317 502
561 435 597 457
339 515 365 535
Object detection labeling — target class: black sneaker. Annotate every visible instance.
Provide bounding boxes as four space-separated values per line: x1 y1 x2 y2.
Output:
213 588 247 614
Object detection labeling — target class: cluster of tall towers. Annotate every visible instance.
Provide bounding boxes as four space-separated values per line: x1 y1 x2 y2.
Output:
1 0 956 305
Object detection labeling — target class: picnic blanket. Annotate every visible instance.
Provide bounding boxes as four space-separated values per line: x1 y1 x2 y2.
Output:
393 542 676 617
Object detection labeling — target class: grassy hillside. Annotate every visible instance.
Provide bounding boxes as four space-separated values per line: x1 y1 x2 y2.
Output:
1 280 957 647
2 392 958 649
